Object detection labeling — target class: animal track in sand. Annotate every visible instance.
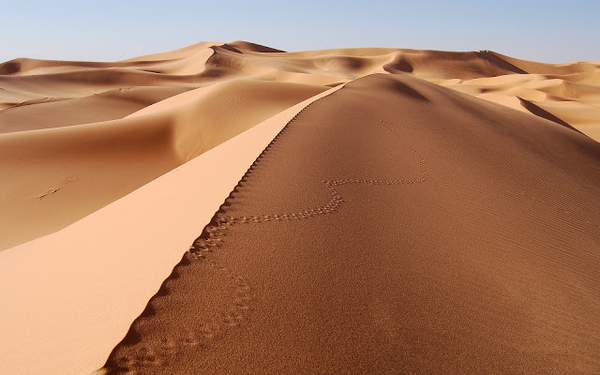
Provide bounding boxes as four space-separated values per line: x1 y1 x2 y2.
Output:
35 175 78 201
37 187 60 200
109 83 441 373
210 119 432 228
110 252 252 371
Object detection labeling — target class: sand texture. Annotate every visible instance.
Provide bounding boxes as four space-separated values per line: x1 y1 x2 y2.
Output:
1 41 599 374
104 74 600 374
0 87 343 375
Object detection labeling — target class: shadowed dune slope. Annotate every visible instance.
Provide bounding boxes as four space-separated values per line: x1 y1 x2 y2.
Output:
104 74 600 374
0 78 326 251
0 86 192 133
2 41 599 250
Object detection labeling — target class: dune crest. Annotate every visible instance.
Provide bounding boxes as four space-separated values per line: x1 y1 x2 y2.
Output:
105 73 600 374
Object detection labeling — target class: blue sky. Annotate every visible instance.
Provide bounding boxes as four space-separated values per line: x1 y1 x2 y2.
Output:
1 0 598 63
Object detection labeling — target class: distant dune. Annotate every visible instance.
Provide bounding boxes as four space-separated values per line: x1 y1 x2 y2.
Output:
0 42 599 374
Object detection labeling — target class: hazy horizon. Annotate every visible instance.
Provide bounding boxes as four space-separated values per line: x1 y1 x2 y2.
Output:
1 0 599 64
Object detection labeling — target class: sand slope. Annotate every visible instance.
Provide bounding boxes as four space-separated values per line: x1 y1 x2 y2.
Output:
0 86 342 375
0 68 326 250
105 73 600 374
1 41 599 251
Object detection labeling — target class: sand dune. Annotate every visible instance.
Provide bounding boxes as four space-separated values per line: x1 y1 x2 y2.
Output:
103 73 600 374
0 41 599 374
442 68 600 140
0 86 341 375
0 46 327 250
2 42 598 252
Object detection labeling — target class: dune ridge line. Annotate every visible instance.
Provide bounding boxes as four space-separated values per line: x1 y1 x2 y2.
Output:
103 72 600 373
104 75 447 371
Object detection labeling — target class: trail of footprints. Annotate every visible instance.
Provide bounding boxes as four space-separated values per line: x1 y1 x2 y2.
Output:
114 249 253 370
111 85 438 372
196 120 431 230
138 117 431 368
110 80 599 373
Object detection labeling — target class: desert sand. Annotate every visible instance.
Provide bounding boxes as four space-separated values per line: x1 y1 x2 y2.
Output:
0 41 599 374
0 87 342 375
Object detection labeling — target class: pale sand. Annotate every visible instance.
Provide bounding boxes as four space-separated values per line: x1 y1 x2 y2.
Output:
0 86 342 375
1 41 599 374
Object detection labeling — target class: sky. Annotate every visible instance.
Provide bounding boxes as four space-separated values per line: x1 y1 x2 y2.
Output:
1 0 598 64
